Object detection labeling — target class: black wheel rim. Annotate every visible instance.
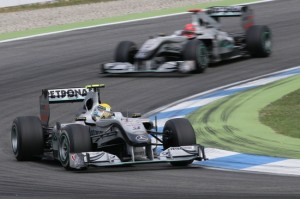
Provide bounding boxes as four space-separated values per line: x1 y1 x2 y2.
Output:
196 44 208 68
59 134 70 164
163 129 172 148
263 31 272 54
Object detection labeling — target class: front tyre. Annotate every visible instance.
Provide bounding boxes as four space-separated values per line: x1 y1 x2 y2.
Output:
246 25 272 57
115 41 137 64
11 116 44 161
58 124 92 170
162 118 196 166
183 39 209 73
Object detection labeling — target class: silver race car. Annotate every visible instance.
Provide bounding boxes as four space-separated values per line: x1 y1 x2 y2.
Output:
101 5 272 74
11 84 206 170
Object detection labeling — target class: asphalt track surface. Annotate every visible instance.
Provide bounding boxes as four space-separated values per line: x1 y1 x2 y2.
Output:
0 0 300 198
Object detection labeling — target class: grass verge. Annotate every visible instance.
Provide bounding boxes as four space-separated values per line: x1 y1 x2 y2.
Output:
260 88 300 139
187 75 300 159
0 0 260 41
0 0 116 13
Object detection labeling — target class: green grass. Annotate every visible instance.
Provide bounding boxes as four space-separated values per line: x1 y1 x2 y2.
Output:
260 88 300 139
187 74 300 159
0 0 116 13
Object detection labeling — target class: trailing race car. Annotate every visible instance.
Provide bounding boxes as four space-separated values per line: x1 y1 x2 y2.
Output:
101 5 272 74
11 84 206 170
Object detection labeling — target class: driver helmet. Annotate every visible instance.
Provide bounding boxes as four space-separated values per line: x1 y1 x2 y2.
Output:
93 103 112 120
182 23 196 39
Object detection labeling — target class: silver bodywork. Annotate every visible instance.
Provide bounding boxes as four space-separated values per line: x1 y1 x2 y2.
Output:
41 86 207 169
102 6 253 74
11 85 207 170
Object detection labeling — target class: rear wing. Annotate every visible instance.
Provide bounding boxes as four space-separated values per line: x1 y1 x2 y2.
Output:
206 5 254 30
47 87 89 103
206 6 249 17
39 84 105 127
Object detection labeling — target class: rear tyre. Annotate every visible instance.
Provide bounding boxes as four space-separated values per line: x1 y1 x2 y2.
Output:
246 25 272 57
58 124 92 170
183 39 209 73
162 118 196 166
11 116 44 161
115 41 137 64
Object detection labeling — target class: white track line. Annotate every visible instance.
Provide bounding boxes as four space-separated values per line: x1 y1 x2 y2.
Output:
0 0 274 44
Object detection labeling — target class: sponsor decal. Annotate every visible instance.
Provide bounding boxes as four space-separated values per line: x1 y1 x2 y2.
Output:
132 125 141 130
170 147 182 150
121 118 143 131
136 135 148 141
40 104 49 123
48 88 92 100
71 154 76 161
209 6 244 14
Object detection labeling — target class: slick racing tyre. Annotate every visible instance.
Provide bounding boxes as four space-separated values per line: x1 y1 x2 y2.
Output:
115 41 137 64
162 118 196 166
58 124 92 170
11 116 44 161
183 39 209 73
246 25 272 57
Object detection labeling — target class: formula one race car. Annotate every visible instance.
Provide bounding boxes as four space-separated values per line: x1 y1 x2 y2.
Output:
11 84 206 170
101 5 272 74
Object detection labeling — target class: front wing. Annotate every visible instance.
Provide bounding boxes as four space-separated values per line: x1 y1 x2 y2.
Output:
69 145 206 169
101 61 196 74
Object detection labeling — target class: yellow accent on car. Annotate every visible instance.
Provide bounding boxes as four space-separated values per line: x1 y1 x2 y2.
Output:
85 84 105 89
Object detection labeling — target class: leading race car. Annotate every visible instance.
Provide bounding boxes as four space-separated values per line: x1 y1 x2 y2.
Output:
11 84 207 170
101 5 272 74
